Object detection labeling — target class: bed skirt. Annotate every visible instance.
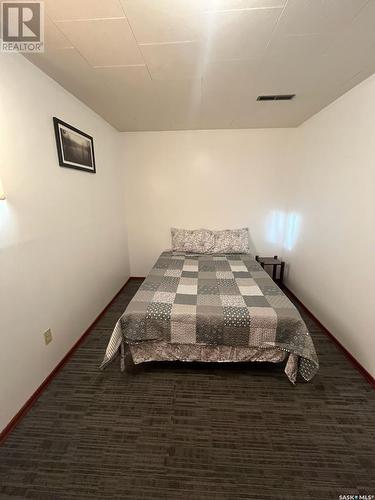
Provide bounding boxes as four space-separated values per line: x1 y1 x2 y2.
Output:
128 341 287 365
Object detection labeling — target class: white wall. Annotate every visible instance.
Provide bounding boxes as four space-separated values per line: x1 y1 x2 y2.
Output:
0 55 130 433
121 129 294 276
285 74 375 378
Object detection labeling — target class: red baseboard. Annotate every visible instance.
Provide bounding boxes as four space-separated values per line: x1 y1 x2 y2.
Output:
284 286 375 390
0 277 133 445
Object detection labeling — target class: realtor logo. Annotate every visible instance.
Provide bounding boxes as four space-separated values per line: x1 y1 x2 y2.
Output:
1 1 44 52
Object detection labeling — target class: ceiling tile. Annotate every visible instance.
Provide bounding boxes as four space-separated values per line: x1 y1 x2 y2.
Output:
121 0 206 19
25 48 99 101
56 18 144 67
202 59 259 101
253 58 309 95
350 0 375 34
140 41 205 80
122 0 286 19
276 0 368 35
199 95 245 129
87 68 153 130
201 7 283 61
328 1 375 56
122 80 201 131
152 79 202 111
266 33 334 61
253 40 375 97
122 1 283 45
95 65 152 88
203 0 287 11
315 47 375 92
105 77 201 131
44 0 125 21
44 17 74 51
203 58 259 83
200 60 259 128
121 11 203 44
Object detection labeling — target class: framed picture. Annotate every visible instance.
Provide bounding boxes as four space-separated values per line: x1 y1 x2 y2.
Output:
53 117 96 173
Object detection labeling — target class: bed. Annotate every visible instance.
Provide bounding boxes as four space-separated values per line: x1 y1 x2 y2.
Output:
100 248 319 384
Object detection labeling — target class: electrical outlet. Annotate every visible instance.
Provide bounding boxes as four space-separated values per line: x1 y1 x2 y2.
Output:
44 328 53 345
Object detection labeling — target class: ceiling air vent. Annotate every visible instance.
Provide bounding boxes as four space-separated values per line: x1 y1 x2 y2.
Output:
257 94 296 101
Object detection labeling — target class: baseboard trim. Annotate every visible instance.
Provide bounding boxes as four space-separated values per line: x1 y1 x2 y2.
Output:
284 285 375 389
0 276 132 445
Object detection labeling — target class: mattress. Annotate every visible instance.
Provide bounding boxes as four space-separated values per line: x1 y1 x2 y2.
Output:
101 251 319 383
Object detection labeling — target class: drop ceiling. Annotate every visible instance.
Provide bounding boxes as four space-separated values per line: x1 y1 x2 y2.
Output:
24 0 375 131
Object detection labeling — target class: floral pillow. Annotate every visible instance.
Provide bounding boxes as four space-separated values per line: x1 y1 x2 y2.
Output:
211 228 249 254
171 228 214 254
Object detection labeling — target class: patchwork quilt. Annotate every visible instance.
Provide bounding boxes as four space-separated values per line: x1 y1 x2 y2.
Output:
100 252 319 383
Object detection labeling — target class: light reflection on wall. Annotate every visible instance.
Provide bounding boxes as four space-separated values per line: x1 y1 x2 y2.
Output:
284 212 301 251
266 211 286 248
266 210 301 251
0 201 12 247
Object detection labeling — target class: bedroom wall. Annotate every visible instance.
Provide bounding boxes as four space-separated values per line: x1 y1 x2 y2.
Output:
0 55 130 433
284 73 375 379
121 129 294 276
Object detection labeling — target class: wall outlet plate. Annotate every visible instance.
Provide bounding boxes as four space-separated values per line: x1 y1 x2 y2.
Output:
44 328 53 345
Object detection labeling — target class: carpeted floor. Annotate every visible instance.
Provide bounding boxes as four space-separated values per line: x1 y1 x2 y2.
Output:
0 278 374 500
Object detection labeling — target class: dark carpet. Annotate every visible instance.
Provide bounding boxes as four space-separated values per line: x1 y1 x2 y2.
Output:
0 278 374 500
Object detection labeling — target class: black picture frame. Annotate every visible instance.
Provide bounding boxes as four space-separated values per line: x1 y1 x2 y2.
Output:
53 117 96 173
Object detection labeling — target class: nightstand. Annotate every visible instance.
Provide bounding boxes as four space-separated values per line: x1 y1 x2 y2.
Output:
255 255 285 285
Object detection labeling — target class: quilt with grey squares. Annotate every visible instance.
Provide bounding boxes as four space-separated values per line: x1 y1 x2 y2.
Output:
100 252 319 383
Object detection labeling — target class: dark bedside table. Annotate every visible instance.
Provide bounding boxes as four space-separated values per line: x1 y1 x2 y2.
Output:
255 255 285 285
